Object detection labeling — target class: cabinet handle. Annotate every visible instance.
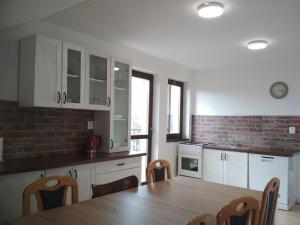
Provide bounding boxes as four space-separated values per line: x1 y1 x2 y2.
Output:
225 153 228 161
110 139 114 150
63 92 67 104
117 163 125 166
221 153 224 161
57 92 61 103
261 156 274 159
74 169 78 179
68 170 72 177
40 174 44 179
107 97 111 107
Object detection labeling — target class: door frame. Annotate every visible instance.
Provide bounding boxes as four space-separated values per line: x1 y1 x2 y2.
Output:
131 70 153 164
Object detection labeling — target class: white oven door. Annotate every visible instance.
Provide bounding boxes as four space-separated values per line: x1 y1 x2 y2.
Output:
178 154 202 179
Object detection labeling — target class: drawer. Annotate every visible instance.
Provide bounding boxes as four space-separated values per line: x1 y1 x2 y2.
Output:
95 167 140 185
95 157 141 175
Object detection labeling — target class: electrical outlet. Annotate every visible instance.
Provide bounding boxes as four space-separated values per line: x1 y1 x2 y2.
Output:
87 121 94 130
289 127 296 134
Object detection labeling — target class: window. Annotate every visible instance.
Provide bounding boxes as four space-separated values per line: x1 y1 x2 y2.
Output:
167 79 183 141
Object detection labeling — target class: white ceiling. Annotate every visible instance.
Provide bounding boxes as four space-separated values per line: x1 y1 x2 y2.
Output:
0 0 88 32
43 0 300 71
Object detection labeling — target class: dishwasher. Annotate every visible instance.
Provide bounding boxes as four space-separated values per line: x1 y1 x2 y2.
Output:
249 153 296 210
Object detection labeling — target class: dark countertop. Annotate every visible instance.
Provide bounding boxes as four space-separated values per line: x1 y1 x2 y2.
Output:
203 145 300 157
0 151 147 176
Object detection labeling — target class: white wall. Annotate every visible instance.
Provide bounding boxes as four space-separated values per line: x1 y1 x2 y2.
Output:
0 20 193 175
191 61 300 116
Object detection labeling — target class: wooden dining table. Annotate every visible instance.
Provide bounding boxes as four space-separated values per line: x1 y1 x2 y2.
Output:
7 176 263 225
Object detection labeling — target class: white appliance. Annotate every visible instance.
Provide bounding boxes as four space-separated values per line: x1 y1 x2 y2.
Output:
178 142 203 179
249 154 296 210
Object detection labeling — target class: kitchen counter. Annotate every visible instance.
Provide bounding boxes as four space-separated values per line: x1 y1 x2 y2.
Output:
204 144 300 157
0 151 147 176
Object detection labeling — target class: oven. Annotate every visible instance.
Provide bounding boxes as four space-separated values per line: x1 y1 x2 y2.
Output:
178 143 202 179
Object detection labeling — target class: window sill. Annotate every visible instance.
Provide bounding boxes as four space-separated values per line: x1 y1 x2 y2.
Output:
166 138 189 143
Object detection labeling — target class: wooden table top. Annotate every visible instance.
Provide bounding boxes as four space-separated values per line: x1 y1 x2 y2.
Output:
7 177 263 225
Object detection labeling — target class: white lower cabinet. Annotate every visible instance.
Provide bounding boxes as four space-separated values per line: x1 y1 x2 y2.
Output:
92 157 141 185
73 164 94 202
226 151 248 188
203 149 224 184
203 149 248 188
0 170 44 224
0 157 142 223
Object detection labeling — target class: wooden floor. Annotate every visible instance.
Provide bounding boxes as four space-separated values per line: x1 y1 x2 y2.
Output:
277 204 300 225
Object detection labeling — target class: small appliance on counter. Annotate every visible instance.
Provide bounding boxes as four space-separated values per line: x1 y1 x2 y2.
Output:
86 134 101 156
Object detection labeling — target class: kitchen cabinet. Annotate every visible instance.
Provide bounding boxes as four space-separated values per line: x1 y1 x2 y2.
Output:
85 51 110 110
0 170 44 224
92 157 141 185
0 156 142 223
203 149 224 184
94 58 132 152
203 149 248 188
19 35 62 108
19 35 86 109
249 154 296 210
62 42 85 109
73 164 93 202
45 165 93 202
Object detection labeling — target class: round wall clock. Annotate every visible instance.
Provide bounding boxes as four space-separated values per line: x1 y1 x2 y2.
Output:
270 81 288 99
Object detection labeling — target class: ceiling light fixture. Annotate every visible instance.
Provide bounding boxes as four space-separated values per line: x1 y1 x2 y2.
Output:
198 2 224 18
114 67 120 71
247 40 268 50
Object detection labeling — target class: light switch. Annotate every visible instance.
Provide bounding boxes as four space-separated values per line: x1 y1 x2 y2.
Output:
87 121 94 130
289 127 296 134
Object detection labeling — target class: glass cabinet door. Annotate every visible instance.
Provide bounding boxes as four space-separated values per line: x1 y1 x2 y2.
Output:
86 53 110 110
111 59 131 151
62 43 85 108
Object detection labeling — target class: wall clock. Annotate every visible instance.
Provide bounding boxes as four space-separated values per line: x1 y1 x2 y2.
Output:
270 81 288 99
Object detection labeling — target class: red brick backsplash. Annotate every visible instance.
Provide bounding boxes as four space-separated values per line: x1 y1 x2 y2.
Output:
0 100 94 159
192 115 300 150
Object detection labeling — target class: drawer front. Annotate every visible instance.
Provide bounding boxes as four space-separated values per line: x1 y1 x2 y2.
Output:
95 167 140 185
95 157 141 174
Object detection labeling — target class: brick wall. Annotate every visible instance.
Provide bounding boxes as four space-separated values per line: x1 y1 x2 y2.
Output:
192 115 300 150
0 100 94 159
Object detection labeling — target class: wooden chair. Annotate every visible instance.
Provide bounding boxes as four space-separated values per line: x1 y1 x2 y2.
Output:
23 175 78 216
146 159 171 184
258 178 280 225
91 175 138 198
217 196 259 225
185 213 217 225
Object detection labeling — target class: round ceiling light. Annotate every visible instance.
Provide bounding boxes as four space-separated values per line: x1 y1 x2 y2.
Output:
198 2 224 18
247 40 268 50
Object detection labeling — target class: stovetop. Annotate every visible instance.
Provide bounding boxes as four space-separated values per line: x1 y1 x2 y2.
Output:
179 141 214 146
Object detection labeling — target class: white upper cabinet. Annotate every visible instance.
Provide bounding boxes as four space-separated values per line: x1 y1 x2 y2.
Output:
19 35 62 108
110 58 132 152
62 42 85 109
85 52 110 110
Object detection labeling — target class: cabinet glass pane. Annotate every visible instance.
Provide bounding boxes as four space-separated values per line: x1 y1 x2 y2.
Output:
113 61 129 148
67 49 81 103
89 55 107 105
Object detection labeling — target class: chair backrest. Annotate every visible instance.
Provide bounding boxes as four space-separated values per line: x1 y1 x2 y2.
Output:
92 175 138 198
23 176 78 216
146 159 171 184
217 196 259 225
185 213 217 225
258 178 280 225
